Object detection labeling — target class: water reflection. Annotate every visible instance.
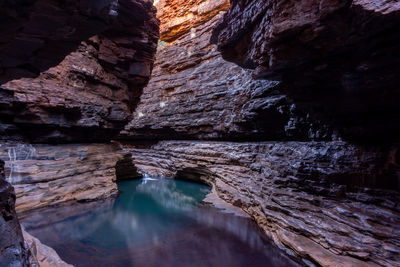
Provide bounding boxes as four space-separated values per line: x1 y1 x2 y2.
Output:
21 178 299 267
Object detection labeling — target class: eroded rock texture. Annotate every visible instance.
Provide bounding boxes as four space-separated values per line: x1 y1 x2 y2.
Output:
122 0 332 141
0 0 159 142
121 1 400 265
124 141 400 267
0 143 137 212
0 160 30 266
213 0 400 141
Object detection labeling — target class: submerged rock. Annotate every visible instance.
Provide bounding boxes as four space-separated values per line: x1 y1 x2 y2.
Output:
23 227 73 267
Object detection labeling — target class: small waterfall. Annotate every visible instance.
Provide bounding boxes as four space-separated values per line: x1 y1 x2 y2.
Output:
7 144 36 184
140 170 162 184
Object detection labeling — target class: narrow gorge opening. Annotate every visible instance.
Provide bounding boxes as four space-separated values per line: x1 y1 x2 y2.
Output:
1 0 400 267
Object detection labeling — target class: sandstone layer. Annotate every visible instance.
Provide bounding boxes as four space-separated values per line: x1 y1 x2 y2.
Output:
124 141 400 267
122 0 332 141
0 160 30 266
213 0 400 141
0 143 138 212
0 0 159 142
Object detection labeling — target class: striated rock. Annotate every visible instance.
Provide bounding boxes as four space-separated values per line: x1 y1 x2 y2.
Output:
213 0 400 141
0 143 135 212
0 0 158 84
122 0 332 141
0 0 159 142
123 140 400 266
0 160 30 266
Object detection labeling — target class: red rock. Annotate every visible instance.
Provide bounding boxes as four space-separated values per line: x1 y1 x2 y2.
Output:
0 0 159 142
121 0 332 141
156 0 230 42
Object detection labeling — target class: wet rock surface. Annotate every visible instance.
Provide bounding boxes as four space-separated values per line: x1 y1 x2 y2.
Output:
123 141 400 266
0 160 30 266
0 0 159 142
0 143 135 212
212 0 400 141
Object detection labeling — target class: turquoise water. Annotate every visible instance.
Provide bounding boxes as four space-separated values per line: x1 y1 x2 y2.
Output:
71 178 211 249
22 178 299 267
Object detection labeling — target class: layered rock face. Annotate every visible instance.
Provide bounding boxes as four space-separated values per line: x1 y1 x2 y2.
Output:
0 0 159 142
0 1 398 267
122 0 332 141
212 0 400 141
0 1 158 265
0 160 30 266
120 0 400 266
124 141 400 266
0 143 138 212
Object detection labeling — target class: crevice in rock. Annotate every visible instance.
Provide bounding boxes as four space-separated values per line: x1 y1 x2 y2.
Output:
175 167 215 186
115 153 142 181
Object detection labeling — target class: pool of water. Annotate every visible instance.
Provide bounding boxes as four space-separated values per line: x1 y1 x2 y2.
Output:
21 178 299 267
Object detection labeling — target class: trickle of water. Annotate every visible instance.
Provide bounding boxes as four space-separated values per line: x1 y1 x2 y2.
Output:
6 144 36 184
141 170 165 184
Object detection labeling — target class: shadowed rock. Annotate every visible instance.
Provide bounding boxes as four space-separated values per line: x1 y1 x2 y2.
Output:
122 0 333 141
212 0 400 142
0 160 30 266
124 140 400 266
0 0 159 142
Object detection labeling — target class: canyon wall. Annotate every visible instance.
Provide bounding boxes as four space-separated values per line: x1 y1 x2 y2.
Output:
0 0 399 266
0 0 158 209
124 141 400 266
121 0 400 266
0 1 158 265
0 143 139 212
121 0 332 141
0 0 159 143
212 0 400 141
